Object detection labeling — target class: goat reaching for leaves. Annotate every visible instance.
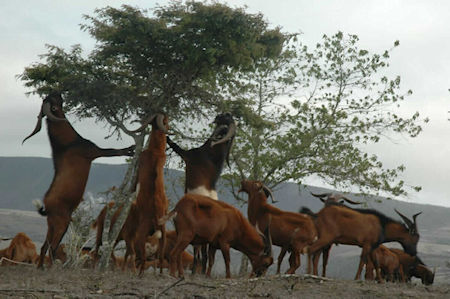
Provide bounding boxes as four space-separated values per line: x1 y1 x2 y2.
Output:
23 92 134 269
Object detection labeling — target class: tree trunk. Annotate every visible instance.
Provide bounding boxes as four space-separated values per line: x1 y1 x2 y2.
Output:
96 134 145 270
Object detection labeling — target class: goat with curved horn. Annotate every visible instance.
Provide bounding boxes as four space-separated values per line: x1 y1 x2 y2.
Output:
23 92 135 269
395 209 414 230
262 185 278 204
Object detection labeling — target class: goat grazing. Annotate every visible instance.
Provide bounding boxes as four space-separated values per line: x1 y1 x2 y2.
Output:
166 112 235 273
307 203 421 281
389 248 435 285
23 93 134 268
159 194 273 278
239 180 317 274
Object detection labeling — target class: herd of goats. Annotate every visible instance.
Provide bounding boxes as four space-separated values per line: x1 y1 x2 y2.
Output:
0 93 435 286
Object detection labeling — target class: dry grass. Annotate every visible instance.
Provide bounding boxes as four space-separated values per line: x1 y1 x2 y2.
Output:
0 265 449 298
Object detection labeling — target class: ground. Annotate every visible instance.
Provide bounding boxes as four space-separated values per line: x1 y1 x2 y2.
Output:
0 265 448 298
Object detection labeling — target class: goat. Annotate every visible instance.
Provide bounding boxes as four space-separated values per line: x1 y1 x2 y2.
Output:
146 230 196 272
307 203 421 281
166 112 235 200
0 232 38 265
239 180 317 274
166 112 235 273
110 231 162 271
300 191 362 277
23 93 134 268
96 113 168 274
159 194 273 278
389 248 435 285
365 245 405 282
122 113 168 275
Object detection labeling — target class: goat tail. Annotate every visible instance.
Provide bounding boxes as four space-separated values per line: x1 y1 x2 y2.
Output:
32 199 47 216
158 210 177 226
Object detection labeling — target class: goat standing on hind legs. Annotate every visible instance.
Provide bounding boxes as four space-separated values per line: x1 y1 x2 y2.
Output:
127 113 169 275
22 92 135 269
166 112 235 274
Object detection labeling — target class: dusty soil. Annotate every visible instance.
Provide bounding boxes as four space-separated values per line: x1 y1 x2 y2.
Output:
0 265 448 298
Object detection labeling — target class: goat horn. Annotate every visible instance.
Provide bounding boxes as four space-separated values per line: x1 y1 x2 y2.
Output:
22 108 44 144
129 114 157 133
395 209 414 229
412 211 422 223
210 122 236 147
42 102 67 122
310 192 331 198
336 195 361 205
262 185 277 203
156 114 168 134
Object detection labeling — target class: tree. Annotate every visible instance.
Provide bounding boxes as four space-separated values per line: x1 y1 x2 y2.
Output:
18 2 286 269
224 32 427 201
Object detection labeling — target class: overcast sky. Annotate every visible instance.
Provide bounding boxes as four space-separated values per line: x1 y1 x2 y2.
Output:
1 1 450 207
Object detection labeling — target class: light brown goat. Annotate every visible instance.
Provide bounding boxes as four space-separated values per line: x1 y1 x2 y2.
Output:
23 93 134 268
0 232 38 265
116 114 169 275
239 180 317 274
160 194 273 278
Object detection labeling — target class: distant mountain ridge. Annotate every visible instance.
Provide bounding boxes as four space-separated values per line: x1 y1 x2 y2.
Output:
0 156 449 281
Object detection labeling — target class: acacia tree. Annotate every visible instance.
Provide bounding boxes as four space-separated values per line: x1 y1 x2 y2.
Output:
223 32 427 201
19 2 286 269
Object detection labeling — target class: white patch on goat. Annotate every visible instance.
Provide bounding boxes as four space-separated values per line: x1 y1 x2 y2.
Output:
187 186 218 200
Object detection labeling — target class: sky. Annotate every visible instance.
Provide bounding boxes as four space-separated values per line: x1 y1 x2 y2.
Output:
1 0 450 207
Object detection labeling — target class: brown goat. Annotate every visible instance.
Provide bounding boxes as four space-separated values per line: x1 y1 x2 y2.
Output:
239 180 317 274
365 245 405 282
300 191 362 277
389 248 435 285
308 203 421 281
159 194 273 278
0 232 38 265
23 93 134 268
114 114 169 275
166 112 236 274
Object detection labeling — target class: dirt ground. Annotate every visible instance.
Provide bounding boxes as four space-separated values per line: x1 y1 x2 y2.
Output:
0 265 448 298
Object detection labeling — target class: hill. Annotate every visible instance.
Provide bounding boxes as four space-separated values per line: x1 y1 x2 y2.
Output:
0 156 449 282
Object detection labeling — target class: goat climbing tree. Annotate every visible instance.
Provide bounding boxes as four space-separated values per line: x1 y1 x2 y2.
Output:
19 2 287 270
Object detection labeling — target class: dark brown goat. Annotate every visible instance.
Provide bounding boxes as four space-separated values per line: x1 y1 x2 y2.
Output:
300 191 362 277
389 248 435 285
307 203 421 281
159 194 273 278
239 180 317 274
166 112 235 272
23 93 134 268
166 112 235 200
